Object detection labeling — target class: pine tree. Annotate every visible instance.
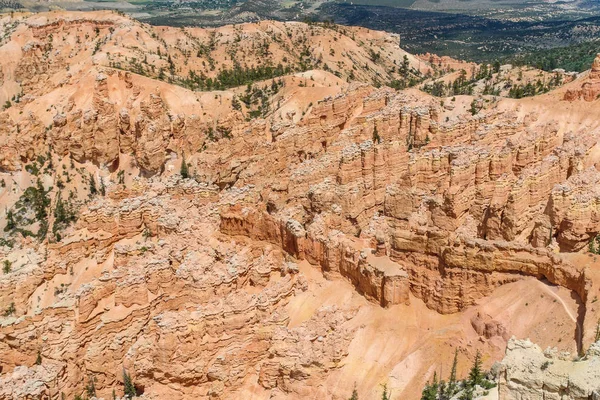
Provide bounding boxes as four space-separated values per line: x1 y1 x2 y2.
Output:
401 55 410 77
86 375 97 398
123 368 136 398
381 384 390 400
493 60 501 74
180 153 189 179
349 383 359 400
89 173 97 196
100 177 106 196
469 100 479 116
421 382 437 400
46 151 54 171
117 170 125 185
468 350 483 388
4 210 15 231
35 350 42 365
449 349 458 383
459 386 474 400
438 379 447 400
35 178 50 220
373 125 381 144
54 193 67 225
421 372 440 400
2 260 10 274
444 348 459 398
4 302 15 316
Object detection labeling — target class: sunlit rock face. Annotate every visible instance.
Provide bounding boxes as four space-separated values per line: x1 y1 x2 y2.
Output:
1 10 600 400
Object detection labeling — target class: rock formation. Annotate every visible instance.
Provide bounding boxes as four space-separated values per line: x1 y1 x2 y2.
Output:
0 10 600 400
498 338 600 400
564 53 600 101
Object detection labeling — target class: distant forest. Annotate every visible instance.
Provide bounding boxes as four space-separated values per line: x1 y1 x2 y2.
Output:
505 40 600 73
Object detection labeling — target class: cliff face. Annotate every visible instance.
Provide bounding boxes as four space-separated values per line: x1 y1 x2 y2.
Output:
1 10 600 400
213 82 599 321
220 207 586 315
498 338 600 400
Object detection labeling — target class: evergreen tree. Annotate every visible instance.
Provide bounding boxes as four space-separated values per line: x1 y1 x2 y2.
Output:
421 372 439 400
35 178 50 220
373 125 381 144
469 100 479 116
401 55 410 77
381 384 390 400
493 61 501 73
35 350 42 365
54 193 67 225
444 348 459 398
117 170 125 185
100 177 106 196
168 54 175 76
89 173 97 196
3 260 11 274
449 349 458 383
31 178 51 239
180 153 189 179
4 302 15 316
468 350 483 388
349 383 359 400
86 375 97 398
4 210 15 231
459 386 474 400
421 382 437 400
438 379 447 400
123 369 136 398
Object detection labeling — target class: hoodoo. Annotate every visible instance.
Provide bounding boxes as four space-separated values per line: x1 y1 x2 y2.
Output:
564 53 600 101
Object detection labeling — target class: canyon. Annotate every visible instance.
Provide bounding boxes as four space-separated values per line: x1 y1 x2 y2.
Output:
0 10 600 400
